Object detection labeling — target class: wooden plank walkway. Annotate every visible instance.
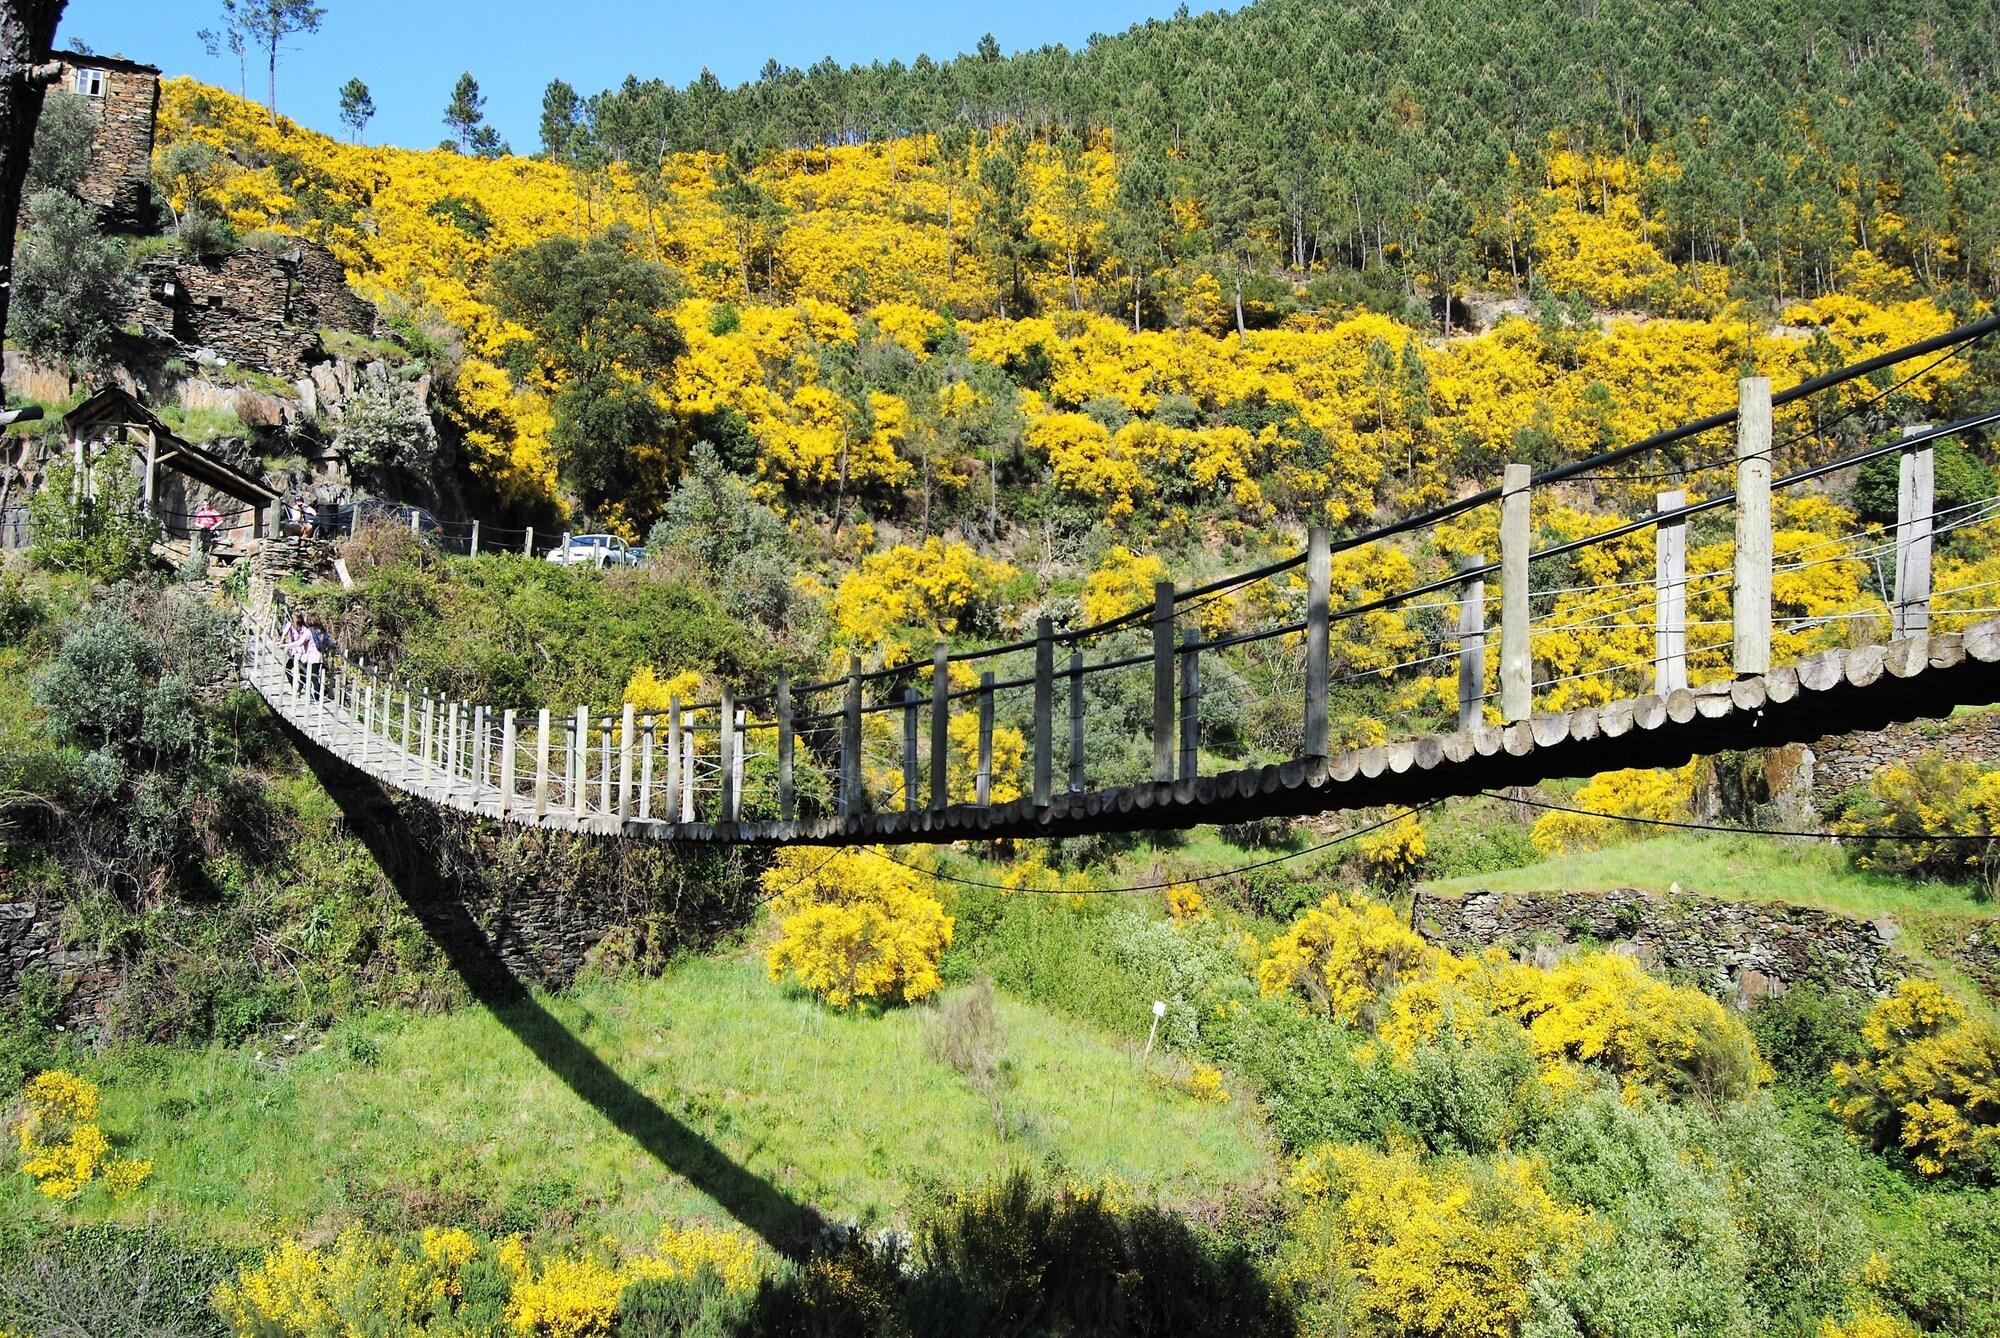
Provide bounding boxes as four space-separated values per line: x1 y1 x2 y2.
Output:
245 618 2000 847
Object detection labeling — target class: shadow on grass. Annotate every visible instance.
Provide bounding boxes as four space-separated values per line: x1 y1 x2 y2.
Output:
291 735 823 1262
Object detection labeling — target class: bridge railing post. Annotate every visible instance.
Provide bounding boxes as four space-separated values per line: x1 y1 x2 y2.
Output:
1895 424 1934 639
1655 490 1688 694
1457 555 1487 731
841 655 862 819
666 698 683 823
1069 649 1086 793
598 720 613 817
1033 618 1054 808
1151 581 1175 783
421 695 435 783
777 675 794 821
901 687 920 812
1179 628 1199 781
730 705 745 822
399 687 411 786
469 519 480 558
498 708 515 811
930 644 949 812
728 688 744 824
680 710 696 822
1734 375 1773 677
573 706 589 817
619 703 636 822
533 708 550 816
1305 525 1330 758
639 712 656 821
523 525 534 557
976 671 995 807
1500 463 1533 722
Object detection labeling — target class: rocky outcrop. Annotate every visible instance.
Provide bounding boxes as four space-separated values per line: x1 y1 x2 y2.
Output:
1808 711 2000 802
1411 884 1909 1005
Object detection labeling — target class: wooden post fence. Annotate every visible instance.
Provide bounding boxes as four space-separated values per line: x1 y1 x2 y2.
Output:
1033 617 1054 808
1734 375 1773 677
1179 627 1200 781
976 672 995 807
1655 490 1688 694
931 644 949 812
1458 556 1486 731
618 703 636 821
1305 525 1331 757
533 709 550 816
776 674 794 821
1500 463 1532 722
902 687 920 811
1895 424 1934 639
500 709 517 814
718 689 736 822
841 655 862 818
1068 649 1086 793
1151 581 1175 783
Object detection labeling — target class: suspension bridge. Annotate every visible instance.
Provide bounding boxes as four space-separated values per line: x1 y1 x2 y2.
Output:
241 317 2000 846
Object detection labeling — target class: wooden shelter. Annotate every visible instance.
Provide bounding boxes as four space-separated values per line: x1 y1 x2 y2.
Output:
63 386 279 545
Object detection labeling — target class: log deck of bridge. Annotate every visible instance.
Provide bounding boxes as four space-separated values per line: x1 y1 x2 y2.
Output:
248 619 2000 847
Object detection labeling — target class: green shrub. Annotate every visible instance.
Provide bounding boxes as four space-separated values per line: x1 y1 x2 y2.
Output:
27 447 161 582
1853 438 1993 528
1836 751 2000 892
8 188 130 367
0 1222 243 1337
1866 1193 2000 1338
619 1270 755 1337
1748 983 1866 1093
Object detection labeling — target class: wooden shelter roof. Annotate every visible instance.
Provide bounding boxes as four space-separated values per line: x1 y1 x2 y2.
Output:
65 385 279 507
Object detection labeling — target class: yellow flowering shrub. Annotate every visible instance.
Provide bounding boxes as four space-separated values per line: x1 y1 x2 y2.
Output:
1832 980 2000 1177
1081 545 1168 625
621 666 704 715
1818 1310 1921 1338
1187 1063 1230 1103
764 846 954 1009
1529 764 1696 856
1166 883 1209 924
1258 896 1441 1028
1837 753 2000 886
217 1221 761 1337
830 538 1014 664
1357 816 1428 888
1280 1142 1585 1338
13 1070 148 1201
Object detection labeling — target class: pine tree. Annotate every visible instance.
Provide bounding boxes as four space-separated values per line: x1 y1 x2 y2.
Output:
336 77 374 143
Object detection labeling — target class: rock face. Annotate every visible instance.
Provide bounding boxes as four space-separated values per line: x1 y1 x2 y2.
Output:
1808 711 2000 802
1411 884 1908 1006
131 240 379 376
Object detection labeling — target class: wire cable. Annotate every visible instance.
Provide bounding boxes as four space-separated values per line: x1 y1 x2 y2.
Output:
860 801 1442 894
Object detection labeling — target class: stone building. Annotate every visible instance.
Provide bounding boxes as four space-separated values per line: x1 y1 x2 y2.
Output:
54 52 159 228
131 239 382 375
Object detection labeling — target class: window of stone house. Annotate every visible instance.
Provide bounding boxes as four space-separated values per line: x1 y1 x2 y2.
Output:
72 68 105 97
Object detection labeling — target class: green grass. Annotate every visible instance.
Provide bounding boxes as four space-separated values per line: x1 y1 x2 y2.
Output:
4 953 1272 1247
1419 831 1988 919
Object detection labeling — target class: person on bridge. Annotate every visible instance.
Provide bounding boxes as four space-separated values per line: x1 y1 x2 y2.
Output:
283 610 312 693
302 613 331 700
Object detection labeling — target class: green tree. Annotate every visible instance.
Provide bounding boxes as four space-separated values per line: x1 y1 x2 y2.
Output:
25 90 94 195
8 188 129 367
490 225 685 513
973 130 1048 318
710 141 784 298
442 71 503 156
235 0 326 124
539 77 581 158
336 76 373 143
27 444 160 581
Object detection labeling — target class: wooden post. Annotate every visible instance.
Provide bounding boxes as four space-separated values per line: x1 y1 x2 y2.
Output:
681 719 696 822
499 709 516 813
719 688 737 822
421 696 435 778
930 643 949 812
618 703 636 821
469 519 480 557
977 672 994 807
1305 525 1331 756
574 707 590 816
533 709 550 816
1068 649 1086 793
523 525 534 556
730 708 745 821
1655 491 1688 694
410 509 421 535
1033 617 1054 808
1179 628 1200 781
776 674 794 821
1151 581 1175 783
1457 555 1487 731
666 699 682 822
142 435 157 514
1734 375 1773 677
399 689 412 785
1895 424 1934 639
639 715 656 821
841 654 863 818
1500 462 1532 722
598 723 613 816
901 687 920 812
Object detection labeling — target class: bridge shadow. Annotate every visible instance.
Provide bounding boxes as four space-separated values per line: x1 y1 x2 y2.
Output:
289 732 824 1262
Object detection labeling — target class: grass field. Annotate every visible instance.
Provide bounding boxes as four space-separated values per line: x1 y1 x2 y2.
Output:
2 952 1273 1248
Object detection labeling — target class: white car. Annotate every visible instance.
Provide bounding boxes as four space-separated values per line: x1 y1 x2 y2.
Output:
543 534 640 568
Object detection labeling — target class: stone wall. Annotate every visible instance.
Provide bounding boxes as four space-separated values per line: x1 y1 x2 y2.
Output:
57 57 158 228
1411 884 1908 1006
131 240 379 375
1808 711 2000 801
0 895 122 1029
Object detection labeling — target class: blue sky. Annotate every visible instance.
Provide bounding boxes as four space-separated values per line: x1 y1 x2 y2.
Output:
64 0 1197 150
